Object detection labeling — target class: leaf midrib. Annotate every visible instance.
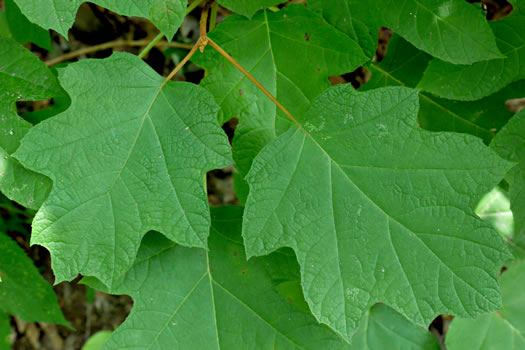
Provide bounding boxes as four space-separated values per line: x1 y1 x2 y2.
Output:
296 93 500 310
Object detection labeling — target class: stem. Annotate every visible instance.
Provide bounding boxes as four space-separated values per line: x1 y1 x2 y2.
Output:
46 40 194 66
209 2 219 31
200 1 210 38
186 0 207 14
138 33 165 58
206 37 300 128
161 37 205 87
136 0 208 58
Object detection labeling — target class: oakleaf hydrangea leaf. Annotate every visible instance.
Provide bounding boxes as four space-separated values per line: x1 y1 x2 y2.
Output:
491 110 525 240
446 260 525 350
243 85 512 341
347 304 440 349
194 5 367 178
14 52 232 288
13 0 187 39
0 233 67 325
216 0 287 18
418 0 525 101
0 36 57 209
362 34 525 144
83 207 349 349
308 0 503 64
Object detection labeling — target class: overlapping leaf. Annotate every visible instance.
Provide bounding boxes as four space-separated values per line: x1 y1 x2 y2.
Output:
419 0 525 101
216 0 287 18
4 0 51 50
83 206 350 349
362 34 525 144
13 0 187 39
0 233 67 325
0 36 56 209
347 304 440 349
194 5 367 179
14 52 232 288
491 110 525 250
446 260 525 349
243 84 512 340
308 0 502 64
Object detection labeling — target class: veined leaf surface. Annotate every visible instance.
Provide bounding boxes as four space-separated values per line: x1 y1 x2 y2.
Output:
83 207 350 349
14 52 232 288
243 85 512 340
13 0 187 39
418 0 525 101
446 260 525 350
308 0 502 64
195 5 367 178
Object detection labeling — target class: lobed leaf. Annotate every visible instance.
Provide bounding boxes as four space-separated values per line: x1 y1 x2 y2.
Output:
243 84 512 340
194 5 367 179
14 52 232 288
13 0 188 39
308 0 502 65
83 206 350 349
0 233 67 325
362 34 525 144
418 0 525 101
446 260 525 349
0 36 56 209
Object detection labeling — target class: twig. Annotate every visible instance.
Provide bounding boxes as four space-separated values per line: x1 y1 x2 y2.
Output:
138 33 165 58
161 37 205 88
138 0 208 58
45 40 194 66
207 37 300 128
209 2 219 31
199 1 211 52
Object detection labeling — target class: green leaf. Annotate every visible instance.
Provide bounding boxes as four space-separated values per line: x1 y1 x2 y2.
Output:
306 0 378 59
475 187 514 239
491 110 525 243
216 0 287 18
348 304 440 350
83 207 349 349
362 34 525 144
308 0 502 64
0 11 12 38
0 36 57 209
0 233 67 325
243 85 512 341
82 331 112 350
446 260 525 350
0 312 10 350
195 5 367 178
12 0 188 39
5 0 51 50
14 52 232 288
418 0 525 101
